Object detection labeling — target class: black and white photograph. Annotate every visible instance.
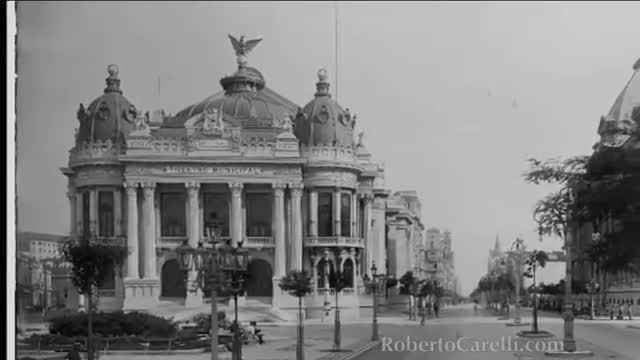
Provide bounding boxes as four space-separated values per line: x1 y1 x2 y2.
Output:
7 2 640 360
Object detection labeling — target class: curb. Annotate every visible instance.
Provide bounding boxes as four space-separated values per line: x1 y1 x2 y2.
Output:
316 340 380 360
627 325 640 330
516 330 555 339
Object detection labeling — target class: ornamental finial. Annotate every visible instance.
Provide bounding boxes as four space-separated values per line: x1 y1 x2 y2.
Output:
104 64 122 94
228 34 263 68
318 68 329 82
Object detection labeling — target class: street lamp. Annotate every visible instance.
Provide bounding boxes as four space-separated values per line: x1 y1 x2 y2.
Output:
177 226 249 360
509 238 526 326
370 263 380 342
589 231 601 320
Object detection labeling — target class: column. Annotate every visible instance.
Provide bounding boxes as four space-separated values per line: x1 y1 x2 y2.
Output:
309 189 318 237
67 191 76 236
229 182 243 247
114 188 122 236
185 181 203 307
124 182 139 279
350 191 357 238
186 182 201 247
273 183 286 277
333 189 341 236
362 194 373 276
89 189 97 236
142 182 157 279
76 192 83 236
290 183 304 271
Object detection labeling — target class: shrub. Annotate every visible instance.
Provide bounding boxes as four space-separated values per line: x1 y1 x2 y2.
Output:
49 311 177 338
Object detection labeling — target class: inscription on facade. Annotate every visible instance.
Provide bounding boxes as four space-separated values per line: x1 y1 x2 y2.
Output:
163 166 263 175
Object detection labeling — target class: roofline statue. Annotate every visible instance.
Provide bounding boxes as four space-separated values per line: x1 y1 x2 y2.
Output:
228 34 263 68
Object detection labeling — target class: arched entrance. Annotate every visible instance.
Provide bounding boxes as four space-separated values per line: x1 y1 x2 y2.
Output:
245 259 273 297
161 259 186 298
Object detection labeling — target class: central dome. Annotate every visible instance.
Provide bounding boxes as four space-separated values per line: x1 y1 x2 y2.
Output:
167 35 297 127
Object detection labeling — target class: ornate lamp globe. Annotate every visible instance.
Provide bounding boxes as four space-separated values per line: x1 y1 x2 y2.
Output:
177 242 194 271
194 245 209 272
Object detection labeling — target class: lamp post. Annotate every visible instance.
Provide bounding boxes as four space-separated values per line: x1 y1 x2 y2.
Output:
510 238 525 326
370 263 379 342
220 246 249 360
589 232 601 320
177 226 249 360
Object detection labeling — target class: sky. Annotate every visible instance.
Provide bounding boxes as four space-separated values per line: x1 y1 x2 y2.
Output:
14 1 640 295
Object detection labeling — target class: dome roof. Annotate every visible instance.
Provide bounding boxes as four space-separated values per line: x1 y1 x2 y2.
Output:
169 37 297 128
606 58 640 122
76 65 137 144
596 58 640 150
294 69 356 147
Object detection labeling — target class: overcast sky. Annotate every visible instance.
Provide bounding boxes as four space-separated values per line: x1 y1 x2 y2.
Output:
15 1 640 295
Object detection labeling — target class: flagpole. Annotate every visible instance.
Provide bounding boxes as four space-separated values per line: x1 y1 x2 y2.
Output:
334 0 338 102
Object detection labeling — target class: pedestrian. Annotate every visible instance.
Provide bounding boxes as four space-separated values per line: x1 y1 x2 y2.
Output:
609 302 614 320
64 342 82 360
433 301 440 318
419 297 426 326
618 304 624 320
629 302 635 320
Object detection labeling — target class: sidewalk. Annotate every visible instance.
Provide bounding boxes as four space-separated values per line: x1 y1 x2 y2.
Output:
94 335 375 360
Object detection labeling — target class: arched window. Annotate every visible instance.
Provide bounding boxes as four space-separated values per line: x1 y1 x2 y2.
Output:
342 258 354 288
317 259 335 289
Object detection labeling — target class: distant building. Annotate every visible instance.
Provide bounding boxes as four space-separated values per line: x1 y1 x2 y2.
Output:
15 232 77 313
423 228 459 294
385 191 425 278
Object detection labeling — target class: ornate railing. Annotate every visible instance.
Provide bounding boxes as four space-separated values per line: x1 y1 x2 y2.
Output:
304 236 364 248
245 236 274 248
318 288 336 296
160 236 187 249
97 289 116 297
83 236 126 247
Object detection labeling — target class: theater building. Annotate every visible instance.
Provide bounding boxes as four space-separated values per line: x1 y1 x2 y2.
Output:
61 38 392 318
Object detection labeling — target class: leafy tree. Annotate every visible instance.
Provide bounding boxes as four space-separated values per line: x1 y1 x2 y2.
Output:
59 237 126 360
279 270 312 360
398 271 417 295
329 269 348 351
523 250 549 333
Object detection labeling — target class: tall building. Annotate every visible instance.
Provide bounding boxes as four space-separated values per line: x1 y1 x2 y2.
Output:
487 234 505 274
572 58 640 306
59 36 408 318
422 228 458 294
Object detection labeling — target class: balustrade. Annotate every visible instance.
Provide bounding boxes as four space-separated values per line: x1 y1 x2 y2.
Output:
304 236 364 248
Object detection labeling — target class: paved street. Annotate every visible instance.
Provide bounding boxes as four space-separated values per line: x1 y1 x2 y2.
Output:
357 304 640 360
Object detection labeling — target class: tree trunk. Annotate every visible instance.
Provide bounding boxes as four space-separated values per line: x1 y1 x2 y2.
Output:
334 290 341 351
297 297 304 360
87 290 94 360
532 267 538 333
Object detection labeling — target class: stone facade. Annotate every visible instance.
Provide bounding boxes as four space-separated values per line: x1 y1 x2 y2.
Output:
571 58 640 308
60 37 395 318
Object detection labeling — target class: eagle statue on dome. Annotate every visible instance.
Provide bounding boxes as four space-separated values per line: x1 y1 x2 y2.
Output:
228 34 263 67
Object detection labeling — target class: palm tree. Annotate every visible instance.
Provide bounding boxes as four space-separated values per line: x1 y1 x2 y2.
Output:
279 270 312 360
524 250 549 333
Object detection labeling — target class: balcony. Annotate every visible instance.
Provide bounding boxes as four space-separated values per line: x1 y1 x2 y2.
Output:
244 236 274 248
304 236 364 248
97 289 116 297
78 236 126 247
